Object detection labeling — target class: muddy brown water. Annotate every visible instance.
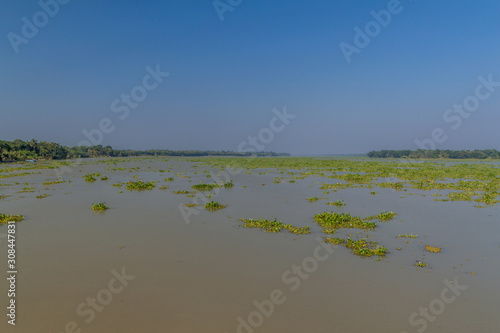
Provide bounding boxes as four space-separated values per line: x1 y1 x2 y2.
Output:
0 158 499 332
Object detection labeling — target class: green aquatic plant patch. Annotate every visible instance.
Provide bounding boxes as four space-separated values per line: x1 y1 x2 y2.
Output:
83 173 100 182
323 237 345 245
323 237 387 257
326 200 346 207
366 211 397 221
345 238 388 257
0 172 33 179
125 181 155 191
415 261 428 268
192 181 234 191
245 217 310 234
0 213 24 224
173 190 190 194
223 181 234 188
238 218 310 235
91 203 109 211
398 233 418 238
42 180 65 186
314 212 377 233
425 245 441 253
192 183 219 191
204 201 226 211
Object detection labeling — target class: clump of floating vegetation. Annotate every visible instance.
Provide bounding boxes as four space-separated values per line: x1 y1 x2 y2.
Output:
447 191 474 201
323 237 387 257
474 190 499 205
159 185 169 190
398 233 418 238
307 196 327 202
0 213 24 224
0 194 11 200
36 194 51 199
425 245 442 253
0 172 32 179
223 181 234 188
42 180 65 186
415 261 428 268
173 190 190 195
377 182 405 191
323 237 345 245
192 181 234 191
91 203 109 212
17 186 35 193
83 173 100 182
314 212 377 233
192 183 219 191
164 177 175 181
125 181 155 191
111 183 122 187
238 218 310 235
370 211 397 221
326 200 346 207
320 183 349 190
100 176 109 181
204 201 227 211
345 238 388 257
184 203 198 207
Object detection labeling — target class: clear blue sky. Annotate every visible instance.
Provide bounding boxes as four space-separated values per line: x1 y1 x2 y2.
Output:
1 0 499 155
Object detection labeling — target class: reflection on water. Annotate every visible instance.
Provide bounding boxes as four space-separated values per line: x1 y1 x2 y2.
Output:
0 158 499 332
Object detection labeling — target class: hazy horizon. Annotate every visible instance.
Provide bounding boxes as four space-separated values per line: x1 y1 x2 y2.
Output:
2 0 499 155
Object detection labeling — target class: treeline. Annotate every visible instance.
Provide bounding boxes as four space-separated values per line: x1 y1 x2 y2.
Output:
0 139 290 162
367 149 500 159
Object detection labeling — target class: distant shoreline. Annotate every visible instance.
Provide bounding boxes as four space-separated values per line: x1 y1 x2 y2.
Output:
0 139 289 162
367 149 500 160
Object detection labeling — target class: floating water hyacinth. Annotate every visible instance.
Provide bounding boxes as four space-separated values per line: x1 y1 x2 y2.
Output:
204 201 226 211
125 181 155 191
91 203 109 211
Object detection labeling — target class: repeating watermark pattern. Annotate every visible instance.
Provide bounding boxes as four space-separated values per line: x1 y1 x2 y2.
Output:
6 221 17 326
178 106 296 225
227 237 335 333
400 277 467 333
340 0 409 64
213 0 244 21
54 64 169 180
7 0 72 54
237 107 296 153
57 267 135 333
415 74 499 150
380 73 499 188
